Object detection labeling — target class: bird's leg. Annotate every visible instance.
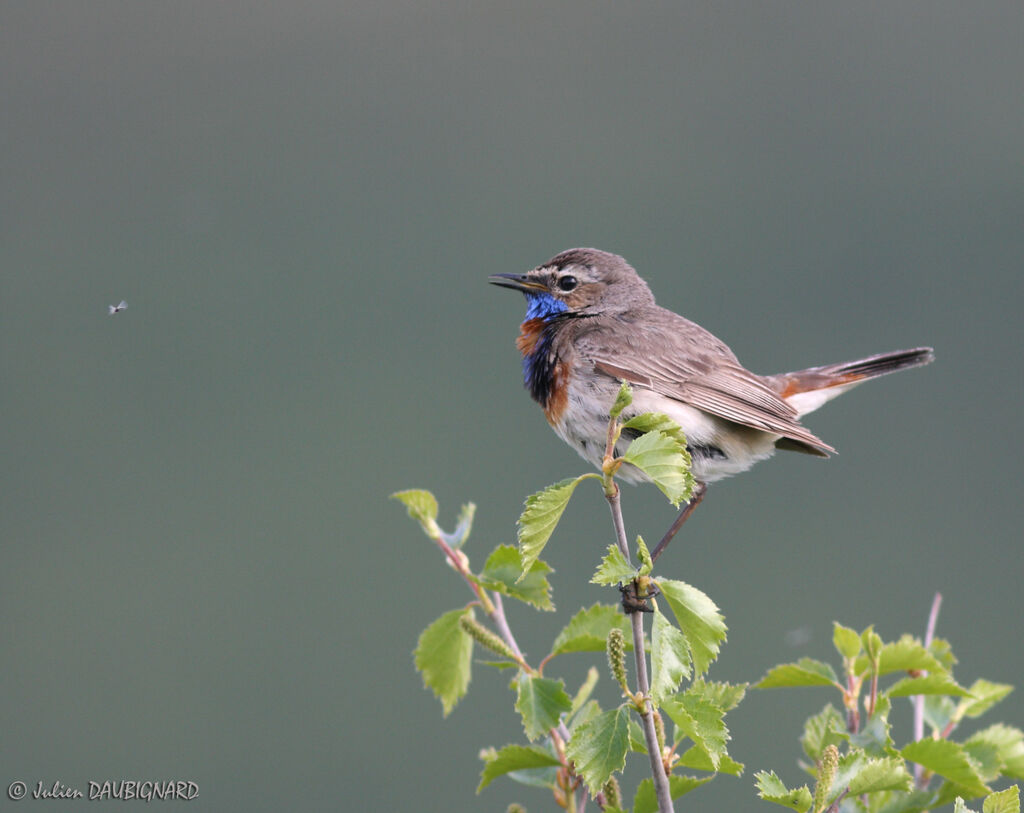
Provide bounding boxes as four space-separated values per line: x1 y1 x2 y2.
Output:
650 481 707 563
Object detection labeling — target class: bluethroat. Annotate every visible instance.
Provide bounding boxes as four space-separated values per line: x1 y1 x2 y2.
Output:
491 248 933 540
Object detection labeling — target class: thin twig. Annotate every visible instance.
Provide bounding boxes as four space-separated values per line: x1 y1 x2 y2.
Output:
606 484 675 813
913 592 943 787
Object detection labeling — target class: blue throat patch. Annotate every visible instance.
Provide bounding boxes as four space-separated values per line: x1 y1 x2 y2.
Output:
524 292 568 321
520 293 568 404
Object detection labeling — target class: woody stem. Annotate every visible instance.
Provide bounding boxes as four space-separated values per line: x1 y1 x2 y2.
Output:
605 483 675 813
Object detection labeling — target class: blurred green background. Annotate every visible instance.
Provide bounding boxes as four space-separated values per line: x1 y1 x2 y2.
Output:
3 2 1022 810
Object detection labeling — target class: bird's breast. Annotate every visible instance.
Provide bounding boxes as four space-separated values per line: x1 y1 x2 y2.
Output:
516 318 570 425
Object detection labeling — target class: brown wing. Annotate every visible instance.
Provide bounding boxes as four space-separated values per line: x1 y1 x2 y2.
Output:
576 311 835 455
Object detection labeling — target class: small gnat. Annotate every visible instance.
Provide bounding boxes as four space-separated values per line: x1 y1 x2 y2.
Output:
108 301 127 315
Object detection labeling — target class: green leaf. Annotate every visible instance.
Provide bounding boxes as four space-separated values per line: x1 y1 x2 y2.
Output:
851 696 898 758
414 608 473 716
688 678 747 712
475 544 554 611
632 775 711 813
802 704 849 760
983 785 1020 813
650 609 692 702
661 692 728 770
621 412 690 448
391 489 441 536
756 658 840 689
569 667 601 720
960 680 1014 719
592 545 637 586
627 717 648 754
550 604 633 658
856 634 946 677
478 744 561 791
610 381 633 419
833 622 863 660
657 579 727 676
569 699 602 734
965 725 1024 781
515 673 573 741
957 800 980 813
565 705 630 794
888 673 973 698
621 430 694 506
676 745 744 775
901 739 990 797
517 476 595 577
846 757 913 794
755 770 812 811
964 738 1004 783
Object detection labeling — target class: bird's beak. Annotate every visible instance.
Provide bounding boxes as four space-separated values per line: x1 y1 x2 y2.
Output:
488 273 548 293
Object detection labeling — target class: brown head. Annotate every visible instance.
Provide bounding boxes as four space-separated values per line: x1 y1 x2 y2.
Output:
489 248 656 317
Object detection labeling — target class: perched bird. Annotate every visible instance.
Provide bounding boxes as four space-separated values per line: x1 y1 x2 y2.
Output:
108 300 127 315
491 248 932 534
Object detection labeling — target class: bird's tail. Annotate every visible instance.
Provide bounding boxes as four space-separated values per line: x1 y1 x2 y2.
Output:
770 347 934 417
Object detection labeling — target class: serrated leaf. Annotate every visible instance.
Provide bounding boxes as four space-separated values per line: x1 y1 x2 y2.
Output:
802 704 849 760
847 757 913 794
391 489 441 536
930 637 958 671
414 608 473 716
901 739 990 797
569 699 602 734
592 545 637 586
676 745 744 775
475 544 554 610
570 666 601 719
876 788 943 813
863 626 884 661
610 380 633 419
856 634 946 677
888 673 972 698
517 476 593 577
515 673 573 741
657 579 726 676
956 800 980 813
627 717 648 754
632 775 711 813
983 785 1020 813
834 622 863 659
960 680 1014 719
689 678 747 712
651 610 692 702
851 696 897 758
965 725 1024 781
661 692 728 770
757 658 840 689
477 744 562 791
755 770 813 811
964 739 1004 783
565 706 630 794
621 412 690 448
621 430 694 506
550 604 633 658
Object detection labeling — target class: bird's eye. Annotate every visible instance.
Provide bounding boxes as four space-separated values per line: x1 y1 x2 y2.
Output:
557 275 578 292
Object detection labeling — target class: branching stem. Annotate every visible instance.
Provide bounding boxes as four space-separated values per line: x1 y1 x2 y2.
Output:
605 484 675 813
